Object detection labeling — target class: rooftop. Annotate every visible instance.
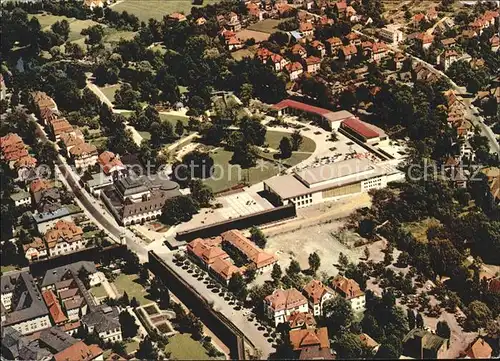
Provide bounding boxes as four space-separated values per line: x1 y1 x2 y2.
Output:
265 288 308 312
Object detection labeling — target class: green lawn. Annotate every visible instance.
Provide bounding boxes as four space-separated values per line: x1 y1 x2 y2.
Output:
114 274 151 305
138 131 152 141
160 113 189 125
202 148 280 193
29 14 101 43
90 285 108 298
1 265 18 274
125 340 139 355
165 333 213 360
265 130 316 152
103 29 137 43
110 0 221 21
402 218 441 243
248 19 287 34
99 84 121 103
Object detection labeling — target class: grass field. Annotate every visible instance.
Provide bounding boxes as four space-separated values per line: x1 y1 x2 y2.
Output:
90 285 108 298
248 19 286 34
402 218 441 243
110 0 221 22
165 333 213 360
202 148 279 193
99 84 121 103
265 130 316 152
231 48 254 61
114 274 151 305
1 265 18 274
29 14 100 43
138 131 152 140
103 29 137 43
125 340 139 355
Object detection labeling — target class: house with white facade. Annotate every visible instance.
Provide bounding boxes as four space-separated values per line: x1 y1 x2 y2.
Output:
330 275 366 312
303 280 335 316
44 220 87 257
264 288 309 326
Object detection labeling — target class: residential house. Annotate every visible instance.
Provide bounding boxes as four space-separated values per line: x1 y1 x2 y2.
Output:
413 13 427 27
291 44 307 59
346 32 361 46
31 91 58 117
246 3 262 21
1 326 52 360
69 142 98 171
168 12 187 22
270 53 290 72
97 151 126 177
288 311 317 330
335 1 347 18
220 12 241 31
39 327 103 361
346 5 359 22
285 62 304 80
10 190 31 208
439 50 458 71
83 0 104 10
340 44 358 61
441 38 456 48
42 290 68 326
59 130 85 156
359 333 381 354
221 229 277 272
330 275 365 312
209 257 241 285
309 40 326 57
33 186 61 214
44 220 87 257
1 271 51 335
264 288 309 326
299 22 314 38
23 237 48 262
416 32 434 50
0 133 30 169
481 167 499 201
49 118 74 141
14 155 38 182
302 280 334 316
289 327 334 360
402 328 448 359
393 52 406 70
379 24 404 45
227 36 243 51
427 6 438 21
461 29 478 39
30 178 56 207
371 41 389 62
82 306 122 343
305 56 321 74
490 35 499 52
326 37 342 55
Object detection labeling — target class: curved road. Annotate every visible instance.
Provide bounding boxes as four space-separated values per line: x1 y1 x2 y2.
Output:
353 29 500 155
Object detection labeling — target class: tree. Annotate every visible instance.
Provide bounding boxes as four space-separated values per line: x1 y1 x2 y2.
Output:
239 83 253 106
287 260 301 277
336 333 367 359
228 273 248 300
239 117 267 146
250 226 267 248
189 179 214 207
114 83 140 109
81 24 105 45
245 268 257 282
111 341 127 357
175 119 184 137
120 291 130 306
436 320 451 339
231 142 257 168
397 251 410 267
324 296 354 335
364 247 370 260
136 337 158 360
271 263 282 284
130 297 139 308
160 195 199 225
279 136 292 158
308 252 321 274
376 344 400 359
465 301 493 330
416 312 424 329
119 310 139 338
51 20 70 40
34 141 58 172
407 309 416 330
384 250 394 266
290 130 303 151
338 252 349 269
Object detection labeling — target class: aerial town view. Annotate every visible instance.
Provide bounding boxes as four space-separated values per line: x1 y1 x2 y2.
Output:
0 0 498 359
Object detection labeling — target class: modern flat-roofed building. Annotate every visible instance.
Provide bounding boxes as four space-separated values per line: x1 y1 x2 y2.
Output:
379 24 404 45
264 158 404 209
272 99 355 130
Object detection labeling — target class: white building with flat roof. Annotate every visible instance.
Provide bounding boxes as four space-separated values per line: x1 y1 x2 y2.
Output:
379 25 404 45
263 158 404 208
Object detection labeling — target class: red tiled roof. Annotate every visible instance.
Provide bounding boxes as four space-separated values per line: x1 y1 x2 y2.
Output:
290 327 330 350
273 99 330 114
331 275 364 299
265 288 308 311
464 338 492 359
342 117 379 139
303 280 333 304
43 290 68 324
54 341 103 361
306 56 321 65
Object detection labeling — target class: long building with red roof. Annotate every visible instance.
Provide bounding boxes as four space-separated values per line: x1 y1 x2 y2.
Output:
273 99 355 130
340 117 385 144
